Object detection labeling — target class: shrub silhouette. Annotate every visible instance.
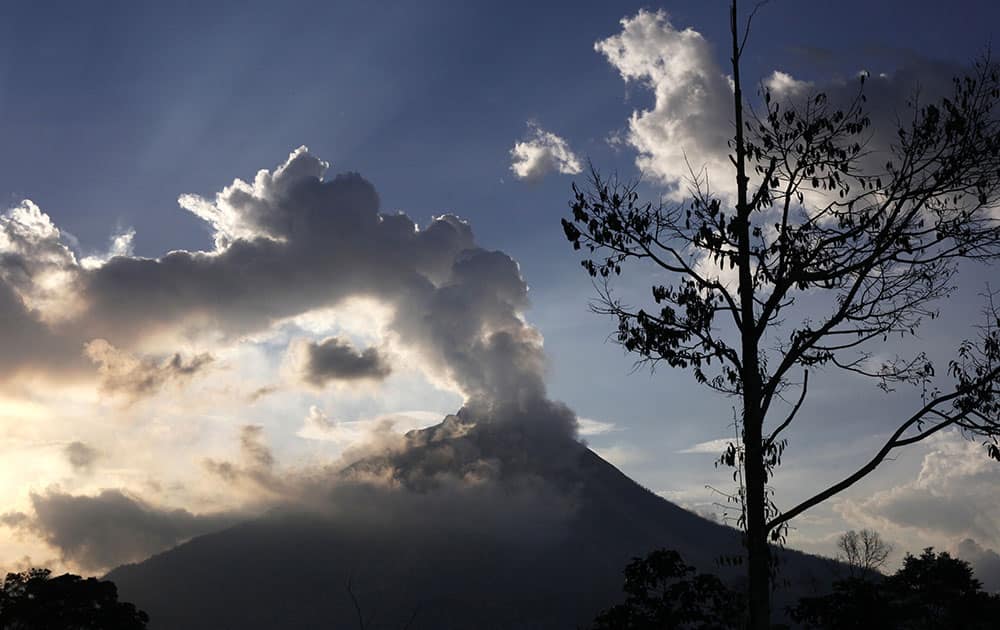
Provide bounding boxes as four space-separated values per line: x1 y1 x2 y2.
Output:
591 549 743 629
0 568 149 629
790 548 1000 629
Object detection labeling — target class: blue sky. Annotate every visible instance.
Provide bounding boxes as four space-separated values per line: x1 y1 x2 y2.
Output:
1 0 1000 581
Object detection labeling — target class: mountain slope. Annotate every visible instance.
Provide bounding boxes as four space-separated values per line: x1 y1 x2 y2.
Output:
108 419 831 629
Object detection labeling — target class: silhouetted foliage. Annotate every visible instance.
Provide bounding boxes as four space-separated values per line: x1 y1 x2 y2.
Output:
0 568 149 629
790 548 1000 629
591 549 743 629
836 529 892 579
563 1 1000 627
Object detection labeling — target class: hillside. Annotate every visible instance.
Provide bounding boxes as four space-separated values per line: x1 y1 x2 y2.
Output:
108 416 833 628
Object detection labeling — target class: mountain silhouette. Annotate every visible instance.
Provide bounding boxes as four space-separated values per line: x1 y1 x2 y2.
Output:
107 414 832 629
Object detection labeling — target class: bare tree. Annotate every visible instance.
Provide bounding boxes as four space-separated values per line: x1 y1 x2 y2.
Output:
837 529 893 579
562 1 1000 627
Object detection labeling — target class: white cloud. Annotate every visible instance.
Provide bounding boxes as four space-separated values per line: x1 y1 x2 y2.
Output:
576 417 619 436
296 408 443 445
592 443 646 468
595 10 736 200
0 200 83 322
678 437 733 455
509 122 582 180
764 70 812 97
79 229 135 270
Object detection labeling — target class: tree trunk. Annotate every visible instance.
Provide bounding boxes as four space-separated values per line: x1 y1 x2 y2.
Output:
730 1 772 627
743 389 771 629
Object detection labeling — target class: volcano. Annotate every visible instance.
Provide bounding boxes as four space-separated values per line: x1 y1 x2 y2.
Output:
107 414 833 629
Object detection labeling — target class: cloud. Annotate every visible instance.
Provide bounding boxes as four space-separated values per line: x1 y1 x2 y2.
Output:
64 441 100 474
678 437 733 455
596 10 965 205
304 405 336 431
247 385 278 402
595 10 735 200
84 339 214 399
954 538 1000 593
296 407 443 445
591 443 646 468
837 431 1000 551
0 146 571 437
291 336 391 387
0 200 83 322
79 229 136 270
3 490 238 572
239 425 274 470
576 417 619 436
0 146 586 572
203 425 284 497
509 122 582 180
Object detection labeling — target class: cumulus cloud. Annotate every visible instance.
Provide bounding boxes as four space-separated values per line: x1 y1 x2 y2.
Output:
0 146 576 433
79 229 136 270
595 10 736 199
838 431 1000 552
509 122 582 180
596 10 965 204
64 441 100 474
2 490 238 572
291 336 391 387
0 146 586 571
84 339 214 399
0 200 83 322
0 146 569 433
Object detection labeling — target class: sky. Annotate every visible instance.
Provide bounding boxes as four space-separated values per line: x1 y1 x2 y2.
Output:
0 0 999 587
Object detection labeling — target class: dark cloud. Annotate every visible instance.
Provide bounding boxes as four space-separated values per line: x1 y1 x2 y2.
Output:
2 490 238 572
64 441 100 473
297 336 391 386
0 281 87 381
955 538 1000 593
